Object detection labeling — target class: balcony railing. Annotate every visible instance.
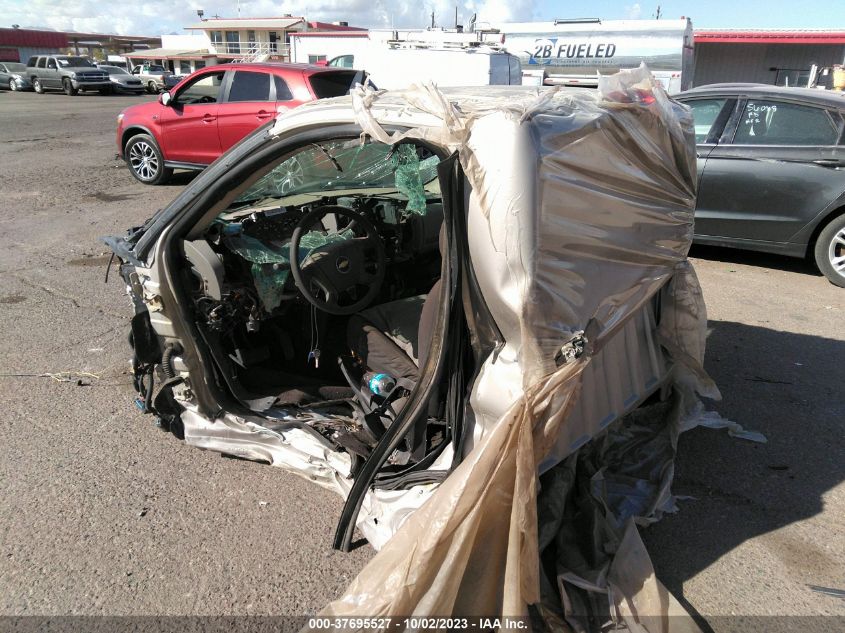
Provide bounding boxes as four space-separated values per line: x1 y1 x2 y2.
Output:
210 41 290 61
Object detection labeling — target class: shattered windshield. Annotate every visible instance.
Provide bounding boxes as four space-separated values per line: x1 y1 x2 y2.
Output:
233 141 440 210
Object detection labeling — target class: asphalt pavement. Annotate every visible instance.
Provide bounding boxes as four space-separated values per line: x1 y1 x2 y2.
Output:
0 90 842 629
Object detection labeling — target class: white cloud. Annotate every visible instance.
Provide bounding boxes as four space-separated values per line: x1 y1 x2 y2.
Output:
0 0 535 36
626 3 642 19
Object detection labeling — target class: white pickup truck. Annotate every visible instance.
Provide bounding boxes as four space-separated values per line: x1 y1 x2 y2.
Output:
130 64 177 94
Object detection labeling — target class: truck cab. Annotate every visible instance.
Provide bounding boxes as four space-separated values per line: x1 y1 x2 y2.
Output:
131 63 173 94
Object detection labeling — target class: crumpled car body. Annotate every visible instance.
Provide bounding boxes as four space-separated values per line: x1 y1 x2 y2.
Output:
106 66 717 625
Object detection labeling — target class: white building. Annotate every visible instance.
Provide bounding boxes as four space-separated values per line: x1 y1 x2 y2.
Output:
129 17 365 76
184 16 310 62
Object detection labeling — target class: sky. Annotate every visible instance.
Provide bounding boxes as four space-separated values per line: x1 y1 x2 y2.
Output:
1 0 844 37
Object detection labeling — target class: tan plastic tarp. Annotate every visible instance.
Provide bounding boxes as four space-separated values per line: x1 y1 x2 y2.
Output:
311 67 714 629
316 266 710 631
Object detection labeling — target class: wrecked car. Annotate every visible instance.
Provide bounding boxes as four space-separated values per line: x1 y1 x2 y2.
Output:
106 68 723 625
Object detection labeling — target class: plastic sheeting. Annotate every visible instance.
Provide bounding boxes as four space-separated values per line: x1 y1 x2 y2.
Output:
221 231 292 311
310 67 719 627
536 387 698 632
316 268 713 629
219 226 355 312
393 144 437 215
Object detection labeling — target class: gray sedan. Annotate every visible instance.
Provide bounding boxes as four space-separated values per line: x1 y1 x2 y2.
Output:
0 62 32 91
677 84 845 287
99 65 145 95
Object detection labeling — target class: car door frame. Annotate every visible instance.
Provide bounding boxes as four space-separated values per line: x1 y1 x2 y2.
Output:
44 56 60 89
272 71 300 110
218 67 291 104
158 68 227 165
142 123 464 552
694 93 845 251
213 68 278 153
680 94 739 159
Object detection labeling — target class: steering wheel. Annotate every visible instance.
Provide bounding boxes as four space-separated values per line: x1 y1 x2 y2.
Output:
289 206 386 315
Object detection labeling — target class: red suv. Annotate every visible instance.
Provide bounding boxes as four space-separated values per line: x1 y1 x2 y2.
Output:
116 63 362 185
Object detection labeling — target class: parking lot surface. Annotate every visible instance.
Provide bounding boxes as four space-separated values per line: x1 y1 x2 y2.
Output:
0 91 842 627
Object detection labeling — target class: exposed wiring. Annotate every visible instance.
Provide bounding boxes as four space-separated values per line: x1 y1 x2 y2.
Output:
308 303 321 367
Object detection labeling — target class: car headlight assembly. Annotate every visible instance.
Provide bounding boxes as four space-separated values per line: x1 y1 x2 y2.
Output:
117 112 124 123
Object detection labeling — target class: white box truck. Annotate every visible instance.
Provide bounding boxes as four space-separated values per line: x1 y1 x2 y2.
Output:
290 33 521 89
356 43 522 89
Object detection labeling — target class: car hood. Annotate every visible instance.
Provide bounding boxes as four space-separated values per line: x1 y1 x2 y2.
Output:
64 66 106 72
120 100 162 120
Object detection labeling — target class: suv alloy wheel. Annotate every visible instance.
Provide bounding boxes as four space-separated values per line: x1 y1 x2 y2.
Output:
63 78 78 96
125 134 172 185
33 78 43 94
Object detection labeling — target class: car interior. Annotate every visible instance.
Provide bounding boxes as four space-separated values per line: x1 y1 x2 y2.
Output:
177 139 454 473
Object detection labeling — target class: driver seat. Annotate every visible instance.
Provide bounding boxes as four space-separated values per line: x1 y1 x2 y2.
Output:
346 224 445 384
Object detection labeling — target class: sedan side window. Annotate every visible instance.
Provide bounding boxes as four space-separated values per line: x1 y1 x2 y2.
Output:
686 99 728 143
734 100 839 146
329 55 355 68
174 71 224 105
227 70 271 102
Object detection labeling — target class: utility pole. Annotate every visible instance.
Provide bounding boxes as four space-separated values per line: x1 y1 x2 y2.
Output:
431 10 435 28
455 5 458 28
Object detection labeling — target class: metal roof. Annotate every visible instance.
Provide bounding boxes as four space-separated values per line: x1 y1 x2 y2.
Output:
291 31 369 38
185 17 305 30
0 28 68 47
0 27 160 48
126 48 211 59
695 29 845 44
306 22 366 31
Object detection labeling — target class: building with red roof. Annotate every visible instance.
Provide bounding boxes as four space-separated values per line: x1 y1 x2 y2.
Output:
692 29 845 87
0 27 159 62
